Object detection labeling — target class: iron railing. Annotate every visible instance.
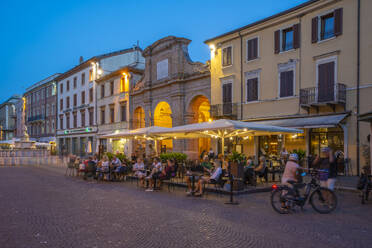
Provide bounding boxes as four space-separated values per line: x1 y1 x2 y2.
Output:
300 83 346 106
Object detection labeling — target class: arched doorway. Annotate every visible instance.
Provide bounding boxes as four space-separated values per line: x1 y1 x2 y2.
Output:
154 101 172 152
188 95 211 156
133 107 145 129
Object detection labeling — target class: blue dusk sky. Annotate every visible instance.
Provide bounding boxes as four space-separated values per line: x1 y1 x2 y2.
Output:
0 0 307 103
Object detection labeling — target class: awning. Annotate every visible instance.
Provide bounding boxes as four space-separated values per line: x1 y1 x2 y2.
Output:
359 111 372 122
249 114 348 129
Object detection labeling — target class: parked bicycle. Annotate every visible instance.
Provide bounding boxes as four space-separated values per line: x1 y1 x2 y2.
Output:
357 166 371 204
270 168 338 214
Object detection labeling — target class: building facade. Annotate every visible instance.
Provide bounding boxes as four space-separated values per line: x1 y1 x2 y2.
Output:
0 95 21 141
205 0 372 174
24 74 59 142
56 47 144 156
96 65 143 155
131 36 211 159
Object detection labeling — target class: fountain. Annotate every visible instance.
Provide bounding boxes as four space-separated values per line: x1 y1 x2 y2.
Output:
14 97 36 149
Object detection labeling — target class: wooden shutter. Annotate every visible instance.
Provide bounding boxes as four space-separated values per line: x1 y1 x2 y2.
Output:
253 38 258 59
223 83 232 103
247 39 252 61
293 23 300 49
334 8 343 36
280 71 294 97
247 78 258 102
311 17 318 43
274 30 280 54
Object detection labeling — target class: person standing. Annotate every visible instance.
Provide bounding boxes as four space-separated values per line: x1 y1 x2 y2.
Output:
312 147 337 190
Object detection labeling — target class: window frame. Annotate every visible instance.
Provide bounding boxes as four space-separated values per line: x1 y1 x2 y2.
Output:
221 45 233 68
281 27 294 52
221 77 234 103
245 69 260 103
246 36 259 62
316 9 337 43
319 12 335 41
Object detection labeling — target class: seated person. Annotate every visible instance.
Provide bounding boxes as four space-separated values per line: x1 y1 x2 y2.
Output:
101 155 110 180
84 156 96 180
159 159 176 182
185 160 204 194
255 156 267 177
114 159 128 181
244 157 256 185
201 155 213 170
195 161 223 196
133 158 146 186
145 157 162 192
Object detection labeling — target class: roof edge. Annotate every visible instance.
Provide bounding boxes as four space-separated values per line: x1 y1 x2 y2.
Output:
204 0 320 44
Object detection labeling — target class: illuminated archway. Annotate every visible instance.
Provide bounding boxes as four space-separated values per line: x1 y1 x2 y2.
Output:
154 101 172 151
133 107 145 129
188 95 210 155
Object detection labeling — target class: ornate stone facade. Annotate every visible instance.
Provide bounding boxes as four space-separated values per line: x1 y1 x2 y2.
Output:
130 36 211 159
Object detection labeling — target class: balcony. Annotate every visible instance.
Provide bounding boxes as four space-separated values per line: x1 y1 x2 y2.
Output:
27 115 45 122
210 103 238 119
300 83 346 112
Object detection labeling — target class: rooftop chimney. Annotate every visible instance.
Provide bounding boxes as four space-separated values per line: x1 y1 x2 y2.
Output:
79 56 84 64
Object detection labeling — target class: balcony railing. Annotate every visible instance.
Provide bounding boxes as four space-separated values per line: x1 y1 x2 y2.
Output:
210 103 238 119
300 83 346 107
27 115 45 122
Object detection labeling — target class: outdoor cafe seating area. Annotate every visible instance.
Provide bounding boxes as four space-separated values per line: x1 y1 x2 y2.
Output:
64 119 302 197
64 153 287 196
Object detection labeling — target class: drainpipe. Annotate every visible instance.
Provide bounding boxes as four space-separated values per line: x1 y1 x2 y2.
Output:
239 32 243 121
356 0 361 175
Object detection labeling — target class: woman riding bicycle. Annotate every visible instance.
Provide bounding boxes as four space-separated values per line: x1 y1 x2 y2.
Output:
281 153 302 187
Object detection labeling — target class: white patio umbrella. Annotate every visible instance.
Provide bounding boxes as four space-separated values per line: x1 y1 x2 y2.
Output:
155 119 303 155
101 126 174 155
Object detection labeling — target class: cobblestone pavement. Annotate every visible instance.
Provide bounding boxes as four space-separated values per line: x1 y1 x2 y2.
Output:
0 165 371 248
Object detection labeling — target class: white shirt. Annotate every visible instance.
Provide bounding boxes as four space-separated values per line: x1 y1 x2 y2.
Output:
210 167 222 180
133 162 144 171
153 162 162 172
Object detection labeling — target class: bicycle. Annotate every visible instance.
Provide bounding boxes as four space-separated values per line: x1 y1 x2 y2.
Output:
270 169 338 214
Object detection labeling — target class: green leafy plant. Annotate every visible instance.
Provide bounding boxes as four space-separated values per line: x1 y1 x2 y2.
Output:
159 152 187 163
291 149 306 162
228 151 246 164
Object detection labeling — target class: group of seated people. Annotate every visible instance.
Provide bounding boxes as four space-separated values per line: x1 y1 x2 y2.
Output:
68 154 129 181
67 151 272 194
132 157 177 192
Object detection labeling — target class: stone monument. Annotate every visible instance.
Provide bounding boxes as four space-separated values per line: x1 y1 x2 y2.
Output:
14 97 35 149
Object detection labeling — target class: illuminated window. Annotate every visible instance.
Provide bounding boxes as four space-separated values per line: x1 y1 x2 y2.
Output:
89 69 93 81
120 75 129 92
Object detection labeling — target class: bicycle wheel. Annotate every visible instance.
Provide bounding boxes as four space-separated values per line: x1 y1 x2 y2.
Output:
310 187 337 214
270 188 295 214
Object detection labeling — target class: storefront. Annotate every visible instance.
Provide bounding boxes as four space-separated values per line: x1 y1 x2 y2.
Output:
56 126 97 156
242 113 348 164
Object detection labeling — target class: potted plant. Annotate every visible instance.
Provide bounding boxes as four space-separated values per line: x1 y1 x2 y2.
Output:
227 151 246 190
